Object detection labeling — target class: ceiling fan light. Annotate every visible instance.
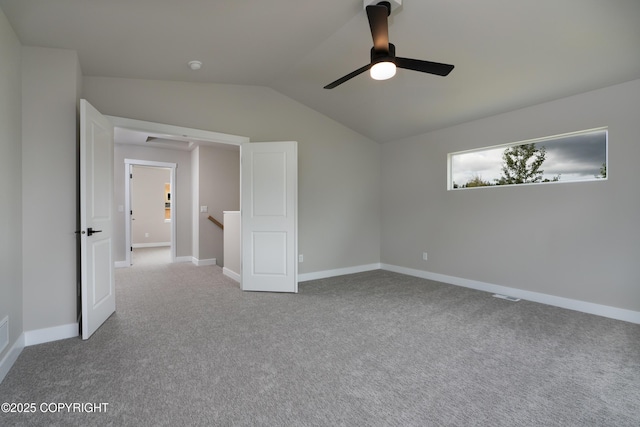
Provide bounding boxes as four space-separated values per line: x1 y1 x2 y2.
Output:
370 61 396 80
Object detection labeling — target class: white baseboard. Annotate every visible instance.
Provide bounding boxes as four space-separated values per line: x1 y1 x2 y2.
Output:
381 264 640 325
222 262 381 286
223 267 241 282
0 333 24 384
119 255 198 267
192 257 217 267
132 242 170 248
298 263 381 282
24 323 79 347
114 260 130 268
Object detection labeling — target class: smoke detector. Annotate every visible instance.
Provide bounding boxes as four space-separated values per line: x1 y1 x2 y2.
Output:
188 60 202 71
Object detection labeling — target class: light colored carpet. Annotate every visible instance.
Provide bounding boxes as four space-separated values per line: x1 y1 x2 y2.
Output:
1 259 639 426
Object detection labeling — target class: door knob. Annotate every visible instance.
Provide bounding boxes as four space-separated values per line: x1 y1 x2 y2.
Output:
87 227 102 236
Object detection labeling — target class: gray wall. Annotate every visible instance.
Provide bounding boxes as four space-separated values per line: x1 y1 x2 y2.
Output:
196 145 240 265
22 47 81 332
114 144 193 261
131 166 171 245
381 79 640 312
0 8 23 362
223 212 241 275
83 77 382 274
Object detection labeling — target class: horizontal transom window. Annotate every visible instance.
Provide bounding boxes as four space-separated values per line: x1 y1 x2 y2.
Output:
448 128 608 190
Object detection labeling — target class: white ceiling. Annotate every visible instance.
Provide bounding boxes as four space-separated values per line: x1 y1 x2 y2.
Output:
2 0 640 143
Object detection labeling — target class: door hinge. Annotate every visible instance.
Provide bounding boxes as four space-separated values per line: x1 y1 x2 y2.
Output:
130 246 133 252
130 173 133 179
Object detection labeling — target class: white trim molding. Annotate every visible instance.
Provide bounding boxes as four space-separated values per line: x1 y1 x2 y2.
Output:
0 333 24 384
24 323 79 347
192 257 217 267
132 242 171 248
0 316 8 354
108 116 249 148
223 267 241 282
381 264 640 325
298 263 381 282
256 261 640 324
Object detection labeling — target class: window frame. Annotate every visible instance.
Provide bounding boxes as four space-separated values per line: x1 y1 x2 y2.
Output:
447 127 608 191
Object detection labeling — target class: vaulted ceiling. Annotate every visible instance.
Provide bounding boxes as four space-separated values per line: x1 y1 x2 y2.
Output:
2 0 640 142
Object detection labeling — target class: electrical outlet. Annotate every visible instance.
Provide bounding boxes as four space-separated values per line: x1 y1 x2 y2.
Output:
298 254 304 263
145 232 149 238
422 252 428 261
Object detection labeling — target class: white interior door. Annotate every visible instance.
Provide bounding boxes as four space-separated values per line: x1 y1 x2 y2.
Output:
80 99 115 339
241 141 298 293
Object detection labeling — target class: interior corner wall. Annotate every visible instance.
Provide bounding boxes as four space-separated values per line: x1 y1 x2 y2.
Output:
197 145 240 266
21 46 82 332
381 79 640 312
114 144 193 262
0 7 23 363
82 77 381 275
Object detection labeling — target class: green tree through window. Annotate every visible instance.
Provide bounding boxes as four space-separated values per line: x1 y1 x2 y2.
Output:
495 143 546 185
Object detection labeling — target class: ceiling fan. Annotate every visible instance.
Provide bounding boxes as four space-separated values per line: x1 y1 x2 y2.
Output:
324 1 454 89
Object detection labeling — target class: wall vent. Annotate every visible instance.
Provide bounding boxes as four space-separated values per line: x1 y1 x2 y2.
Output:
0 316 8 354
492 294 521 302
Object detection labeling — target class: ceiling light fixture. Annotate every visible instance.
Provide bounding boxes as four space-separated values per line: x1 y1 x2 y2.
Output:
370 61 396 80
188 60 202 71
324 0 453 89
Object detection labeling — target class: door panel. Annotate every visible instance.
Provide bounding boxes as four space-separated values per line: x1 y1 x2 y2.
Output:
252 232 287 275
92 239 113 305
252 151 287 216
241 141 297 293
80 99 115 339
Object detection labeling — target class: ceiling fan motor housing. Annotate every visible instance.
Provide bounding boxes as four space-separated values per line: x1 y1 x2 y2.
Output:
371 43 396 64
363 0 401 13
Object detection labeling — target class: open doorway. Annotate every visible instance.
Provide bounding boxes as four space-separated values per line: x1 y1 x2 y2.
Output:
124 159 177 266
129 164 173 265
111 116 247 270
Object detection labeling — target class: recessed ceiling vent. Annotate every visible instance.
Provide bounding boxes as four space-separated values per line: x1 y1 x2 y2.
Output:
145 136 193 149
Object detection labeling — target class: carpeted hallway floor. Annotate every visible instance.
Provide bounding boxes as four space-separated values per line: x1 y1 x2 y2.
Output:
1 252 639 426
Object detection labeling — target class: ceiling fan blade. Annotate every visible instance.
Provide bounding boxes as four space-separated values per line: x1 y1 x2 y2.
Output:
366 3 390 52
396 57 454 76
324 64 372 89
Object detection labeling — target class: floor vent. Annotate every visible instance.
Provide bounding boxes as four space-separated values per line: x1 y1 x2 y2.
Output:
492 294 521 302
0 316 8 354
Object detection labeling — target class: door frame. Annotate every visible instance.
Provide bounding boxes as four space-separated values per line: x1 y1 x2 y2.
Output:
108 116 249 268
124 159 177 265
